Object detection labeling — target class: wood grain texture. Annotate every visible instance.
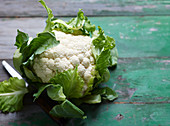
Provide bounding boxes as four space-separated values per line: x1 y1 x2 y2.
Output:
1 56 170 125
108 57 170 103
0 0 170 17
67 103 170 126
1 57 170 102
67 58 170 126
0 4 170 124
0 16 170 59
0 18 45 59
0 93 57 126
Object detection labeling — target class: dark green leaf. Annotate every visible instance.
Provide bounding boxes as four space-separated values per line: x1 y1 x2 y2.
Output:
93 87 118 101
51 9 95 35
92 26 117 84
103 87 118 101
33 84 66 101
109 47 118 66
39 0 54 32
81 94 101 104
13 49 23 75
15 29 29 49
33 84 51 101
74 87 117 105
21 32 59 62
50 100 86 119
23 66 41 82
47 85 66 101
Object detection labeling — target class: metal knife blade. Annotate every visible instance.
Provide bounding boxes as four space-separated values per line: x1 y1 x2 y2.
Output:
2 60 28 87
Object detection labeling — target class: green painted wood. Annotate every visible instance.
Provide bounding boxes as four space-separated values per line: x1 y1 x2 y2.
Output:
107 57 170 102
0 0 170 17
89 16 170 58
1 57 170 103
0 56 170 125
0 16 170 59
67 103 170 126
65 57 170 125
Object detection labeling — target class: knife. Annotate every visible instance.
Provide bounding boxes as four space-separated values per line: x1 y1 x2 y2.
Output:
2 60 64 126
2 60 28 87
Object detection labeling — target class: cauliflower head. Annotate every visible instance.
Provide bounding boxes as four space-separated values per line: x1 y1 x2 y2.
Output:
33 31 95 85
13 0 118 119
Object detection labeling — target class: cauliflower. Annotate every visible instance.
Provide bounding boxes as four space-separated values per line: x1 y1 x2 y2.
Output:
33 31 95 85
13 0 118 119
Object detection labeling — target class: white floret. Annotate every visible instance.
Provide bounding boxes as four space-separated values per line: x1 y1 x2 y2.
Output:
47 59 55 70
33 31 95 85
78 64 86 77
82 57 90 68
84 70 92 82
90 56 95 64
85 51 91 58
78 54 84 62
70 55 80 67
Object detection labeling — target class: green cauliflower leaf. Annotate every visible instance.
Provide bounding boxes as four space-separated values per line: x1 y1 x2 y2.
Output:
0 77 28 112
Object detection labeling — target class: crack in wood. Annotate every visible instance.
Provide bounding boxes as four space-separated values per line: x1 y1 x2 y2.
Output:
113 101 170 104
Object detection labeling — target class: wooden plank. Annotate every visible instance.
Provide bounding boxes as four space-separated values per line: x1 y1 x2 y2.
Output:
0 0 170 17
90 16 170 58
0 16 170 59
0 18 45 59
0 59 12 82
0 58 170 125
67 103 170 126
107 57 170 103
0 16 170 125
1 57 170 103
0 94 57 126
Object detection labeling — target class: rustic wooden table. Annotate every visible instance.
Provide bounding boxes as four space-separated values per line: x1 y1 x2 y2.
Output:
0 0 170 126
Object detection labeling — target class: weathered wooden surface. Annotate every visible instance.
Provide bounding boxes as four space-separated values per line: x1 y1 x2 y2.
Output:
0 0 170 17
108 57 170 103
0 57 170 125
0 18 45 59
1 57 170 103
0 1 170 125
0 92 58 126
0 16 170 59
67 103 170 126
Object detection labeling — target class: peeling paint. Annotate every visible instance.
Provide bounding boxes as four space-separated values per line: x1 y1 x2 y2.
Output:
165 5 170 9
142 117 147 122
154 97 164 100
156 60 170 63
162 79 170 82
160 60 170 63
109 23 114 26
150 112 158 121
115 114 124 121
155 21 161 25
149 28 158 31
119 32 124 39
127 88 137 98
117 75 126 81
115 90 126 96
112 83 117 89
